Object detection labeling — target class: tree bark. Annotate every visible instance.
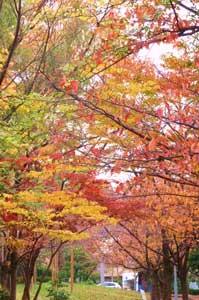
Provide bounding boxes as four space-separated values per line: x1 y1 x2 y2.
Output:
177 247 190 300
0 263 10 291
180 275 189 300
51 251 59 284
161 233 172 300
22 282 31 300
9 252 17 300
31 263 37 287
161 268 172 300
151 271 162 300
22 249 40 300
0 244 10 291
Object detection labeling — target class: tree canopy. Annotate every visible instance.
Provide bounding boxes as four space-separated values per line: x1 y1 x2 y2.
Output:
0 1 198 300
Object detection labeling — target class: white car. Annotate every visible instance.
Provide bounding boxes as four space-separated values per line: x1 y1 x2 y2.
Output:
97 281 121 288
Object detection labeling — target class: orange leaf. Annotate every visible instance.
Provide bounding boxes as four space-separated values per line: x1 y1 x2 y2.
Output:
148 138 158 151
71 80 79 94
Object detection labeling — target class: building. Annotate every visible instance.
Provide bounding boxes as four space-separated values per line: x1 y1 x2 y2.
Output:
98 263 138 290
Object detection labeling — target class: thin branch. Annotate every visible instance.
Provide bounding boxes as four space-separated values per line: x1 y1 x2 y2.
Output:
0 0 3 13
104 226 148 271
170 0 181 30
0 0 22 86
177 1 199 15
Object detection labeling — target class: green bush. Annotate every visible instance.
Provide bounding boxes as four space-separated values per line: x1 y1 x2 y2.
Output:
47 282 70 300
189 289 199 295
0 289 10 300
58 269 69 283
47 289 70 300
37 265 52 282
88 272 100 284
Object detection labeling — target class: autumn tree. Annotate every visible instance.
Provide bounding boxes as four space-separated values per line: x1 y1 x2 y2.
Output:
0 1 111 299
84 177 198 300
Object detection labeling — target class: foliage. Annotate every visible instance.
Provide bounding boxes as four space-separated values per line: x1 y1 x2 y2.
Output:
47 283 70 300
37 266 52 283
189 289 199 295
189 249 199 278
59 247 97 283
1 0 199 300
0 289 10 300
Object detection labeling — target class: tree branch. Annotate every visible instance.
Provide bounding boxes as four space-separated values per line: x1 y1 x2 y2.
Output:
0 0 22 86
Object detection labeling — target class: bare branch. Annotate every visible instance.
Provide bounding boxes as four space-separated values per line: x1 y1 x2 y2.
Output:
177 1 199 16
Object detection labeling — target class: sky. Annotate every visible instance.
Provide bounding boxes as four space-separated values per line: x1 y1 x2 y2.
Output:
139 43 175 67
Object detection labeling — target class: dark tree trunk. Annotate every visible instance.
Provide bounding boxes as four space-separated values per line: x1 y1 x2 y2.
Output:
151 274 161 300
161 233 172 300
0 263 10 291
22 250 40 300
0 246 10 292
161 267 172 300
22 282 31 300
177 247 190 300
9 252 17 300
180 275 189 300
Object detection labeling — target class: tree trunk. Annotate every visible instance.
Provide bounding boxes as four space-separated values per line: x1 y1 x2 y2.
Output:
22 250 40 300
22 283 31 300
51 250 59 285
9 252 17 300
161 268 172 300
180 275 189 300
10 269 17 300
31 263 37 287
151 276 161 300
1 263 10 291
177 247 189 300
161 233 172 300
0 245 10 292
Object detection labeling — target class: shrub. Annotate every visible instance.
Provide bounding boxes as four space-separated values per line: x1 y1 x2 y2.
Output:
58 269 69 283
47 282 70 300
37 265 51 282
88 272 100 284
0 289 10 300
189 289 199 295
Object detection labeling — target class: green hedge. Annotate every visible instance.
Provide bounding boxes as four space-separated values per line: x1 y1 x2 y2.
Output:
189 289 199 295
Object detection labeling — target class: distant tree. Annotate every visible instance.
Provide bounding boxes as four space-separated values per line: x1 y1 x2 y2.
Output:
189 249 199 279
59 246 98 283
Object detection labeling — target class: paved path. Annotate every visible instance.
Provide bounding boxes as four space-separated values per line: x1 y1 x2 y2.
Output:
140 290 147 300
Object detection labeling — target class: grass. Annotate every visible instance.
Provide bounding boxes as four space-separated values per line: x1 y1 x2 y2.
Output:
70 284 142 300
17 282 143 300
